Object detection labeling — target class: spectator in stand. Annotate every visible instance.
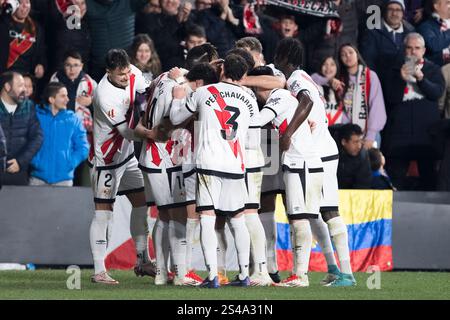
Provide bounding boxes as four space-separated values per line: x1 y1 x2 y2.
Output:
336 123 373 189
86 0 148 81
439 60 450 118
141 0 162 14
314 44 387 149
22 73 35 102
405 0 425 25
136 0 192 70
49 51 96 134
417 0 450 66
311 56 345 128
0 71 43 185
308 0 359 73
129 34 162 83
0 122 5 188
368 147 396 190
192 0 242 57
360 0 415 116
184 24 207 51
48 0 91 74
30 82 88 186
384 32 445 190
0 0 46 78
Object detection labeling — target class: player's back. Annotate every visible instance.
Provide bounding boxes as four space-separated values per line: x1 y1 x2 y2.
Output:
287 69 338 158
190 82 252 176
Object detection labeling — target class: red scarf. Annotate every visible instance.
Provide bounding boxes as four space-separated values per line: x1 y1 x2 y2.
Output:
7 18 36 69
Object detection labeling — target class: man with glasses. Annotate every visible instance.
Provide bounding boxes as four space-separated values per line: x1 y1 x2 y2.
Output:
50 50 97 133
360 0 414 115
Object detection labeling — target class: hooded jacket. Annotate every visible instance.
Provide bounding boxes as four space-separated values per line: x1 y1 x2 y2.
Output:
31 105 89 184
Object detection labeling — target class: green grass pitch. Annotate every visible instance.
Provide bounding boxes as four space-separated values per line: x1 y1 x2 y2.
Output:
0 270 449 300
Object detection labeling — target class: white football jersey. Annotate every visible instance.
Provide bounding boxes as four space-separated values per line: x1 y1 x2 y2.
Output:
287 70 338 158
186 82 253 177
139 72 181 170
91 64 148 168
261 89 321 169
242 86 264 170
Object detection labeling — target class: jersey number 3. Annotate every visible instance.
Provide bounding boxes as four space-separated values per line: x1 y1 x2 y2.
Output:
220 105 240 140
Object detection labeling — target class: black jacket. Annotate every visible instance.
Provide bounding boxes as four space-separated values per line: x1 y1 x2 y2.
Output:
337 147 372 189
360 21 415 114
0 13 47 74
0 99 43 185
383 60 445 159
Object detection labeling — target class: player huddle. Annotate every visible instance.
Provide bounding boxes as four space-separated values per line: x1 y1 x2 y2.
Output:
88 37 356 288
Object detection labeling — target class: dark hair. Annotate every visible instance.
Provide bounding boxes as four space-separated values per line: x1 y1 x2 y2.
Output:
185 43 219 70
274 37 304 69
185 24 206 39
223 54 248 81
338 123 363 142
43 82 66 104
63 50 83 63
424 0 440 18
226 48 255 70
318 56 341 103
338 43 367 97
368 148 383 171
0 71 20 91
247 66 274 77
186 63 218 85
105 49 130 71
235 37 263 54
129 34 162 77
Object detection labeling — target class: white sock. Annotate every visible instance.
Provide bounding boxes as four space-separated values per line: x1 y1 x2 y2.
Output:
310 216 337 268
90 210 112 274
245 213 268 274
292 220 313 276
186 218 199 271
130 206 149 263
169 220 187 278
229 216 251 280
327 216 353 275
215 227 227 275
153 219 169 275
259 211 278 273
200 215 218 280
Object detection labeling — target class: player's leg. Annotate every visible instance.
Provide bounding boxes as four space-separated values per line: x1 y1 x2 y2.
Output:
90 166 123 284
222 178 251 287
168 205 188 284
197 173 220 288
321 158 355 287
245 170 272 286
119 159 153 276
184 172 200 277
277 169 315 287
215 215 229 285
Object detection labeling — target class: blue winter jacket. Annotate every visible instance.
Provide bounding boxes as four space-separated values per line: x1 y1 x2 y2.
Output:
417 17 450 66
31 105 89 184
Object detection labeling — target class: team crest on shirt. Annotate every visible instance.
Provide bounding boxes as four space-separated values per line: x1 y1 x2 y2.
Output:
123 98 130 106
267 97 281 106
107 109 116 119
290 80 301 93
102 188 112 197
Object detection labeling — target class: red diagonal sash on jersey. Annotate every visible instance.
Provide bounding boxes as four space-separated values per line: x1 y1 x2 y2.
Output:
278 119 288 135
7 31 35 69
127 74 136 129
146 140 162 166
101 128 124 164
207 86 244 171
326 103 344 126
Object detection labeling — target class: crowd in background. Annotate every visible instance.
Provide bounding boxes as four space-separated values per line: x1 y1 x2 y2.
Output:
1 0 450 191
